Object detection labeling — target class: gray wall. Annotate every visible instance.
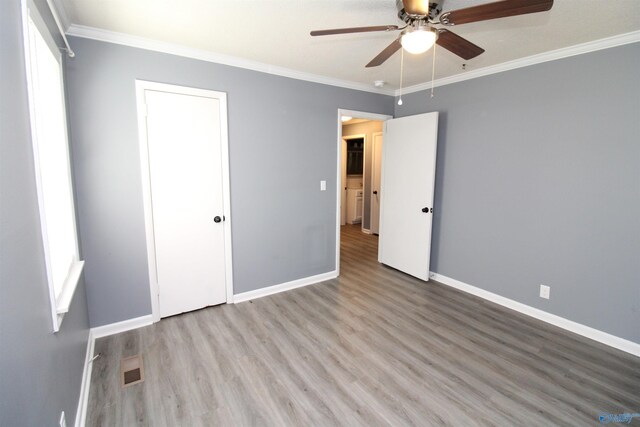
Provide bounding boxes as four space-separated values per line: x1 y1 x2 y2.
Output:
343 120 384 231
396 43 640 342
65 37 394 327
0 1 90 425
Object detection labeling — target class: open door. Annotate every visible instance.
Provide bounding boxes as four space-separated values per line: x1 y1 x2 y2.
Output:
378 112 438 281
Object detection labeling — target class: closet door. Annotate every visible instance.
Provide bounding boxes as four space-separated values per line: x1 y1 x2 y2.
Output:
142 87 228 318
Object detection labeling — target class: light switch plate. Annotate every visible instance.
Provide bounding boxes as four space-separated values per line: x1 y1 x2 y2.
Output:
320 180 326 191
539 284 550 299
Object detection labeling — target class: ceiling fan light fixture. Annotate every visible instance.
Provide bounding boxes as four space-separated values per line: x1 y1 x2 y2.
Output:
401 28 436 55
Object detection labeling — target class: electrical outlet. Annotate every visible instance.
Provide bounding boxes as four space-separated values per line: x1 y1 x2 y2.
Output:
539 284 550 299
59 411 66 427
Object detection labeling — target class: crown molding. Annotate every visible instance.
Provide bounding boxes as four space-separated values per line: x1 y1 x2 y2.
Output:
398 30 640 96
65 24 396 96
64 24 640 98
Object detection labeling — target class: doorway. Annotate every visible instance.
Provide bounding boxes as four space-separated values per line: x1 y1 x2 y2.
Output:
136 81 234 322
335 109 392 274
341 134 365 227
336 110 439 282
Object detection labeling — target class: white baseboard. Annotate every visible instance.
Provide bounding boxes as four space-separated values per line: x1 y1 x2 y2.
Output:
74 314 154 426
430 272 640 357
74 330 95 427
73 273 337 424
234 270 338 303
91 314 154 339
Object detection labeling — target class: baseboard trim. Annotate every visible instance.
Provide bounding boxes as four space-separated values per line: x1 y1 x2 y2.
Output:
74 330 95 427
234 270 338 303
74 314 153 425
91 314 154 339
430 272 640 357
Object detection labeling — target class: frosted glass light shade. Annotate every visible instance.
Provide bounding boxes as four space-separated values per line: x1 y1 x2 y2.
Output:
401 29 436 54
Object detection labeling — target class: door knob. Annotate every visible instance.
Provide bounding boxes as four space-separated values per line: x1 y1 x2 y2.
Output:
373 190 378 195
214 216 222 223
421 207 432 213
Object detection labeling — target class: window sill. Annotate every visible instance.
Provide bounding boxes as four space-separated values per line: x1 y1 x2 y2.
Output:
53 260 85 331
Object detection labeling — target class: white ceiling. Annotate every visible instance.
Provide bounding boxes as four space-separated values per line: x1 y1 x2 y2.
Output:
59 0 640 92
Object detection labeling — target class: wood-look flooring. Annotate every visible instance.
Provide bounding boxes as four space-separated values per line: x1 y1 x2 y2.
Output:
87 224 640 426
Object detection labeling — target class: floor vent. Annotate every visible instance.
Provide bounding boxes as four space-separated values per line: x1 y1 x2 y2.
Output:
120 355 144 388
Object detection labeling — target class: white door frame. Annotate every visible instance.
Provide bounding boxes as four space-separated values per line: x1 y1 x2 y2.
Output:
136 80 234 323
336 109 392 275
359 132 370 235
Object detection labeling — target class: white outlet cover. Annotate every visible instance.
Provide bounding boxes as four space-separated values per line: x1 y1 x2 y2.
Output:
539 285 550 299
320 180 326 191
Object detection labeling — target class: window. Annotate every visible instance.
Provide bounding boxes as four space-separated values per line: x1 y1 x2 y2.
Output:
22 0 84 332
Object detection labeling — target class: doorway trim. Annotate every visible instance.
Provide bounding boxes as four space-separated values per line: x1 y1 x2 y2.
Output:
136 80 234 323
336 109 392 275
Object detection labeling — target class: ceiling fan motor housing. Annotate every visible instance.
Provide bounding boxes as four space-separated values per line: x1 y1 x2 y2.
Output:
396 0 444 23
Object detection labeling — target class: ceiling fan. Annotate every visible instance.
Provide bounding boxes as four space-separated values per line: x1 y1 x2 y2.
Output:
310 0 554 67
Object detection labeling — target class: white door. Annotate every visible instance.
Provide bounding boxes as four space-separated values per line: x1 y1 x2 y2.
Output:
143 88 227 318
378 112 438 281
370 132 383 234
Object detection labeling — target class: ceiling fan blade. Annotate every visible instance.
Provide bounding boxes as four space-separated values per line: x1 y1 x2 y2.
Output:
402 0 429 16
436 29 485 60
439 0 553 26
310 25 399 36
366 38 402 68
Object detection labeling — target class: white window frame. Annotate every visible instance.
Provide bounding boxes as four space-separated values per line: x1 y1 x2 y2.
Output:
21 0 84 332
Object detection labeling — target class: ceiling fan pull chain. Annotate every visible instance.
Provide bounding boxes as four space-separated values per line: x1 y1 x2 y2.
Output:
398 48 404 106
430 41 437 98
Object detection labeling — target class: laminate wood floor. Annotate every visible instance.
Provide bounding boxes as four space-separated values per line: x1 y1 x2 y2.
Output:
87 225 640 426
